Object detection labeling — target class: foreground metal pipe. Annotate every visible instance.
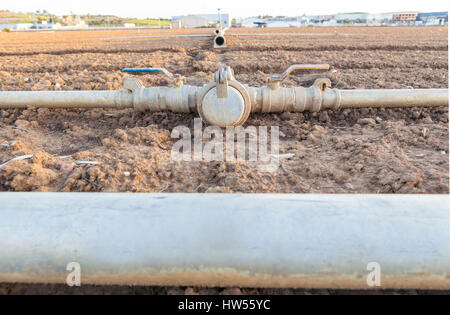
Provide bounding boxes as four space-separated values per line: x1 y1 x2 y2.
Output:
0 64 448 127
0 193 449 289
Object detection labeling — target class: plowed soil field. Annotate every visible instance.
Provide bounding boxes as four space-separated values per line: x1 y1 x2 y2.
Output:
0 26 448 194
0 26 448 295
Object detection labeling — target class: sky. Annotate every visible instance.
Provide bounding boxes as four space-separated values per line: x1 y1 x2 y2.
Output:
1 0 448 19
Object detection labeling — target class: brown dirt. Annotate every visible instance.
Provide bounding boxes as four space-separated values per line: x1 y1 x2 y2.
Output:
1 283 449 295
0 26 448 194
0 26 448 295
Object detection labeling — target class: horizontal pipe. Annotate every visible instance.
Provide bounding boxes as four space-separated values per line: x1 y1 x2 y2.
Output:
338 89 449 108
0 90 134 109
0 85 447 126
103 34 213 40
252 87 448 113
0 193 449 289
227 33 337 37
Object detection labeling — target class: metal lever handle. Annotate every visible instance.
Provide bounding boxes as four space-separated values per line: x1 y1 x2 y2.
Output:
269 64 330 83
121 67 185 87
122 67 175 78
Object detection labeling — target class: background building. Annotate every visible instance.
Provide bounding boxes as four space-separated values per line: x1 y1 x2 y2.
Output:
416 12 448 25
171 14 229 29
392 12 418 23
367 13 394 24
335 13 369 23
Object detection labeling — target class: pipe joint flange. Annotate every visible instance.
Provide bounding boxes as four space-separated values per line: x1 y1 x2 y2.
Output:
293 87 307 112
310 78 332 112
331 88 341 110
310 88 322 112
132 87 153 112
197 80 251 127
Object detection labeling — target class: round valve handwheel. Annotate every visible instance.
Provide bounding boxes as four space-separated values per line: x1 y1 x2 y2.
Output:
197 79 251 127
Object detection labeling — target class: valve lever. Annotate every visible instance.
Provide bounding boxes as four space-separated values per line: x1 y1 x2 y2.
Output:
122 67 185 87
268 64 330 89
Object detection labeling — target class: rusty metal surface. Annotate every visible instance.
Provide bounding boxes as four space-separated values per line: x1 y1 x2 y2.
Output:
0 193 449 289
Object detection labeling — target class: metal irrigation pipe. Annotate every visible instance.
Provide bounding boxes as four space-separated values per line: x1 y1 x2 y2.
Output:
0 193 448 289
0 64 448 127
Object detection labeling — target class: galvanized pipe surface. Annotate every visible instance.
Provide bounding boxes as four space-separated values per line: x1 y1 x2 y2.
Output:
251 87 449 113
0 85 448 126
0 90 134 109
337 89 449 108
132 85 200 113
0 193 449 289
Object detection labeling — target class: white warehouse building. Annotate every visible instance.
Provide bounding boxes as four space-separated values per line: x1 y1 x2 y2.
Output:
171 14 230 29
335 13 369 23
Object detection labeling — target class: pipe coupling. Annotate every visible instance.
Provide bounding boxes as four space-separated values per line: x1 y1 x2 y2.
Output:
132 85 199 113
